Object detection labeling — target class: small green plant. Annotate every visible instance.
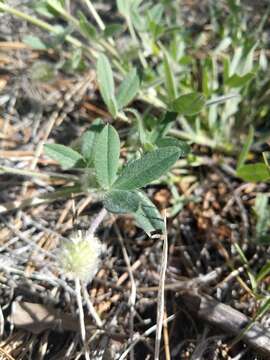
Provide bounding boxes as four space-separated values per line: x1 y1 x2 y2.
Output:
236 127 270 182
45 121 187 235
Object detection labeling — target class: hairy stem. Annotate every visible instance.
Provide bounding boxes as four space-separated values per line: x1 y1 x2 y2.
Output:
87 208 107 237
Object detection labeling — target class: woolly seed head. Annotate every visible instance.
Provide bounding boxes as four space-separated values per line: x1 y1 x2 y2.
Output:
60 231 102 283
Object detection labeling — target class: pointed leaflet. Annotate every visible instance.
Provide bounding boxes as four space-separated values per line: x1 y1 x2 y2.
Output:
237 126 254 170
116 69 140 110
113 146 181 190
103 190 140 213
152 112 178 141
104 23 123 38
94 124 120 189
171 92 205 116
44 144 84 170
97 54 118 117
237 163 270 182
81 119 104 164
225 72 254 88
156 137 190 157
23 35 47 50
133 191 164 235
78 11 97 39
97 53 115 103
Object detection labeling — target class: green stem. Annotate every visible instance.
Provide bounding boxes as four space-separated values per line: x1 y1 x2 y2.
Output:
169 129 219 149
0 3 55 32
82 0 105 31
47 0 79 28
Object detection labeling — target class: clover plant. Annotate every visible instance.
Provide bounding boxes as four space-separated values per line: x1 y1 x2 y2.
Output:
45 121 187 235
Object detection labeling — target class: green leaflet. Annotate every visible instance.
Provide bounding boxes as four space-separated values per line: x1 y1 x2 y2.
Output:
225 72 254 88
113 146 180 190
104 189 164 234
116 69 140 109
104 189 140 213
156 137 190 156
44 144 84 170
171 92 205 116
81 119 104 164
104 23 123 38
22 35 47 50
237 163 270 182
78 11 97 39
94 124 120 189
133 191 164 235
97 54 118 117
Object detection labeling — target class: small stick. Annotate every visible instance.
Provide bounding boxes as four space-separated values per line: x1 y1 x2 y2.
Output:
75 278 90 360
0 214 57 259
154 212 168 360
0 41 29 49
181 292 270 359
82 285 103 328
163 309 171 360
119 314 176 360
114 223 137 360
0 305 4 337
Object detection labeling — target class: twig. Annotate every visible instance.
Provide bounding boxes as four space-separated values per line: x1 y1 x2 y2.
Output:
114 223 137 360
181 292 270 359
0 348 15 360
0 262 76 297
154 212 168 360
0 305 4 337
118 314 176 360
0 214 57 259
75 278 90 360
138 268 221 293
82 285 103 328
163 309 171 360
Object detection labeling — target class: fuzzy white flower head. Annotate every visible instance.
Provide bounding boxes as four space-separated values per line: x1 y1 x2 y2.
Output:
60 230 102 283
